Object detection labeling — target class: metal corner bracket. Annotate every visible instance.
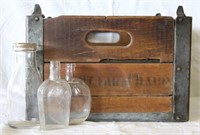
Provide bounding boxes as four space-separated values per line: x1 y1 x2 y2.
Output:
26 4 44 80
173 5 192 122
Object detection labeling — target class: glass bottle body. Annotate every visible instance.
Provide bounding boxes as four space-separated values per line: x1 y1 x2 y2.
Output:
38 61 71 131
7 43 42 128
66 64 91 124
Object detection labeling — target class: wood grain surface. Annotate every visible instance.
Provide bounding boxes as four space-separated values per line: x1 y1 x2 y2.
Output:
44 16 174 62
44 63 173 96
43 16 175 113
91 96 172 112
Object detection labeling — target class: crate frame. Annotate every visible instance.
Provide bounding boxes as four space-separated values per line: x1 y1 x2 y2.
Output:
26 4 192 122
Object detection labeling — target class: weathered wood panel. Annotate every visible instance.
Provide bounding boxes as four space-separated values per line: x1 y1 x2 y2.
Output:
44 16 174 62
91 96 172 112
44 63 173 96
43 16 175 114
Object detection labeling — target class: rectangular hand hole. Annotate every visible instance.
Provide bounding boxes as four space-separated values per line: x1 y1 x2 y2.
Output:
86 31 131 46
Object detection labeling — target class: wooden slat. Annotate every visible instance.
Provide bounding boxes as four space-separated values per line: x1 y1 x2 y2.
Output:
44 63 173 96
44 16 174 62
91 96 172 112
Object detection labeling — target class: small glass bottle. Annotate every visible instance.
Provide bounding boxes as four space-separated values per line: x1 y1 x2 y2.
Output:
7 43 42 128
37 61 71 131
65 64 91 124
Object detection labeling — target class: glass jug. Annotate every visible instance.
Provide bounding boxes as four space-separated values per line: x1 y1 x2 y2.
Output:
65 64 91 124
7 43 42 128
37 61 71 131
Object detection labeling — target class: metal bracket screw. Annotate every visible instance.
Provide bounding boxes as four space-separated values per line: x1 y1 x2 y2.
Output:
178 17 184 22
176 66 182 71
178 17 183 22
34 17 39 22
175 116 180 120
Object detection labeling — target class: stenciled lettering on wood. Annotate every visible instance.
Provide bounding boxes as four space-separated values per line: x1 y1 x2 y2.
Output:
74 63 173 96
44 63 173 96
79 74 171 88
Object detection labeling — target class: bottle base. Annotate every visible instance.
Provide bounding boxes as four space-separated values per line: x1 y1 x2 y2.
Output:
8 121 39 129
40 124 68 131
69 117 87 125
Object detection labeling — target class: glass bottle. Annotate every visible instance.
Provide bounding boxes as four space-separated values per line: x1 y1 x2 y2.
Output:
65 64 91 124
7 43 42 128
37 61 71 131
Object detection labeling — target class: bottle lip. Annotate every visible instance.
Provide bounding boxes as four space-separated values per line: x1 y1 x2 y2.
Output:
66 63 75 71
13 43 37 52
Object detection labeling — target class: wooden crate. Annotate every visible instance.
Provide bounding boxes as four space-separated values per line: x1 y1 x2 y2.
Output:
27 5 192 121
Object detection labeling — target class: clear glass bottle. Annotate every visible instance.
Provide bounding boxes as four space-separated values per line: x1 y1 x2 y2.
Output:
65 64 91 124
7 43 42 128
37 61 71 131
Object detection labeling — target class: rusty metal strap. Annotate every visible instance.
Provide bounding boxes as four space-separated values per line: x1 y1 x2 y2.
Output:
173 6 192 122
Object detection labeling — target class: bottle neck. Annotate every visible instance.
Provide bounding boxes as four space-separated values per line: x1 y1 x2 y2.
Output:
16 51 37 68
49 61 60 81
65 64 75 81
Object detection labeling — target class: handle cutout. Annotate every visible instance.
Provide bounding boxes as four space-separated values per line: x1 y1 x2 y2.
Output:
86 31 131 46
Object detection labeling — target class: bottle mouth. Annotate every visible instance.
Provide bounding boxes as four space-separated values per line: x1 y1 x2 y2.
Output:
13 43 37 52
66 63 75 72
